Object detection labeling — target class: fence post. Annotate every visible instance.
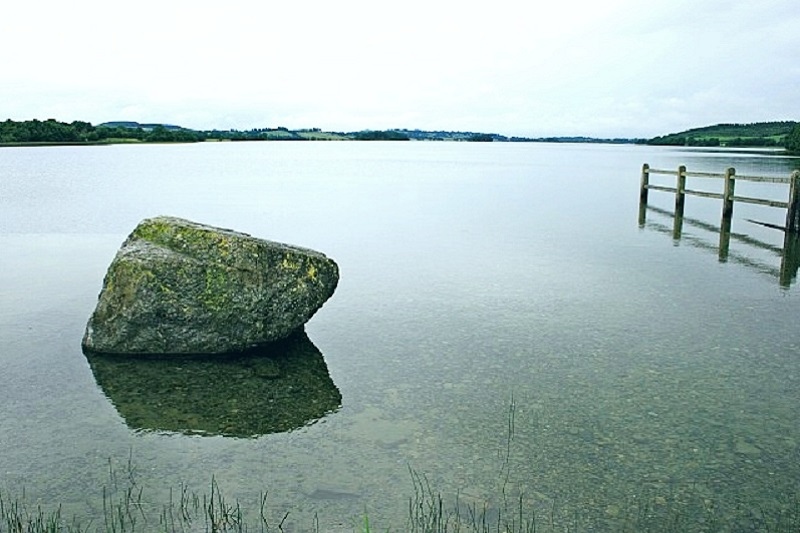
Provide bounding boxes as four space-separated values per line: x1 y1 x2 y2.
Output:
640 164 650 204
786 170 800 233
674 165 686 214
638 163 650 226
780 231 800 287
673 210 685 240
719 216 732 262
722 167 736 223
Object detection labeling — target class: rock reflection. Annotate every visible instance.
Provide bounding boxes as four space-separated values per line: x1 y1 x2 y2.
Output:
84 330 341 437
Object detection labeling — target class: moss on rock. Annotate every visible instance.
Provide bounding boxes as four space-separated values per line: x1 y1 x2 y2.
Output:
82 216 339 355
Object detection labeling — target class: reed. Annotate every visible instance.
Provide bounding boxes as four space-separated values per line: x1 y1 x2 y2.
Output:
1 459 292 533
3 397 800 532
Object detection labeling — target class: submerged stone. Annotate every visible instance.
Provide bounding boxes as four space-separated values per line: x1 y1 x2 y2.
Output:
82 216 338 354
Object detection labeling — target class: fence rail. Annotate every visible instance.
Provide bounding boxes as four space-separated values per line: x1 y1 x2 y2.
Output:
638 164 800 287
646 167 793 184
639 164 800 233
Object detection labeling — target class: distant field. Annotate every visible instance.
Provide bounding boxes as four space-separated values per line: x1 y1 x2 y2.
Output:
297 131 350 140
648 121 797 148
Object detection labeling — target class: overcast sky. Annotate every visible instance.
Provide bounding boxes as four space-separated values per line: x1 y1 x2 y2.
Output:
2 0 798 138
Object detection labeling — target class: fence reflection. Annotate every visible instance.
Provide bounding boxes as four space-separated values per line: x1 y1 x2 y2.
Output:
639 204 800 288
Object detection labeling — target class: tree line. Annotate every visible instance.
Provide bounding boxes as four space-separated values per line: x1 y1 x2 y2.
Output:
0 119 205 144
4 118 800 152
786 125 800 155
647 121 800 151
648 136 786 147
0 119 411 144
1 119 97 143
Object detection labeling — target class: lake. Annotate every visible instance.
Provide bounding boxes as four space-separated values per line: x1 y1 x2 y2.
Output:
1 141 799 531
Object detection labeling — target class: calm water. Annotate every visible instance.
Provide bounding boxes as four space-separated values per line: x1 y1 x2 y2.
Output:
1 142 799 531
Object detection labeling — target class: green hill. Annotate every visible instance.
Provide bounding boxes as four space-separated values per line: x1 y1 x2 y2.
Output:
648 121 798 148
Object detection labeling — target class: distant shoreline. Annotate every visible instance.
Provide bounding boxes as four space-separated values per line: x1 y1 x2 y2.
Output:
2 141 797 155
0 140 113 147
2 118 797 150
0 118 647 146
0 138 646 149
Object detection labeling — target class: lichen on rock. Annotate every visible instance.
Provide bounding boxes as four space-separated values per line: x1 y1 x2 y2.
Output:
82 216 339 355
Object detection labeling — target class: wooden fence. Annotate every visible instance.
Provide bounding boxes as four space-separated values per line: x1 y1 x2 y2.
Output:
638 164 800 287
639 164 800 233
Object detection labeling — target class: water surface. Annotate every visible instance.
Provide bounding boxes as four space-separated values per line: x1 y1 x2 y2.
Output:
1 142 799 531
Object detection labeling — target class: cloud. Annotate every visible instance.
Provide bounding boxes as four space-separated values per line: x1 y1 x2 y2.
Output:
2 0 799 137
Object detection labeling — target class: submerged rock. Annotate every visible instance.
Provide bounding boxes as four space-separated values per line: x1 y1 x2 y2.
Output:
82 216 338 354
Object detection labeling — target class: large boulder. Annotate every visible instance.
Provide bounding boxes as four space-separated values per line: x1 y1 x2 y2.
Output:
82 216 338 354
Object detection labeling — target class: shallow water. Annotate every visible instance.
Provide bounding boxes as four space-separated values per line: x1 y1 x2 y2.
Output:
1 142 799 531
